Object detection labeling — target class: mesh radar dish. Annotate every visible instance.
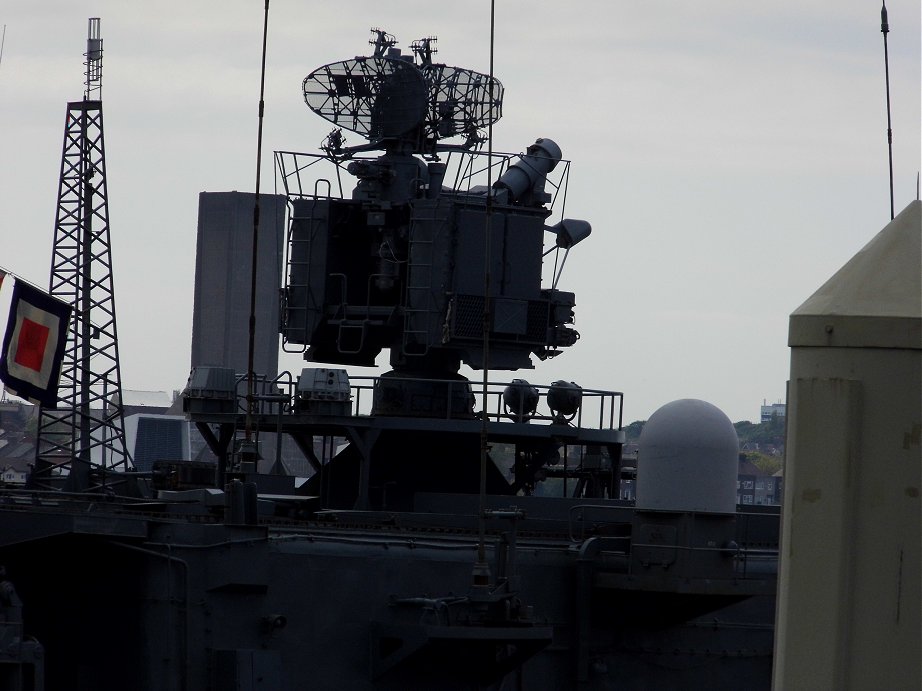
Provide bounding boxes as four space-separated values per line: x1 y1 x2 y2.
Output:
303 31 503 150
303 57 428 140
422 64 503 140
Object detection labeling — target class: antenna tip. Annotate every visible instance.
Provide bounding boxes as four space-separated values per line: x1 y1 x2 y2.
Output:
881 1 889 33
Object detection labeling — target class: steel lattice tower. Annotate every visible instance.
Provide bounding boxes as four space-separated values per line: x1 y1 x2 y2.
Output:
31 18 132 491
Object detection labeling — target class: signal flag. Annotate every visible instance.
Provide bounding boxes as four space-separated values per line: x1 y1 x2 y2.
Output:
0 279 72 407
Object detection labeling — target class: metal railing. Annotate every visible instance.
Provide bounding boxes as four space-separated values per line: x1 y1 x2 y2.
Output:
274 147 571 210
220 370 623 434
568 504 780 581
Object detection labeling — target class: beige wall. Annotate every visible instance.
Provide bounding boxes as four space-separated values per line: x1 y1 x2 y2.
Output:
773 347 920 690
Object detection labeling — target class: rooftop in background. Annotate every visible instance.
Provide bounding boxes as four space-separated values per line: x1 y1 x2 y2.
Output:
121 390 174 408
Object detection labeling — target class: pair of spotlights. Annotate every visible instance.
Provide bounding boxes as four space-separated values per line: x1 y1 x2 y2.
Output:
502 379 582 423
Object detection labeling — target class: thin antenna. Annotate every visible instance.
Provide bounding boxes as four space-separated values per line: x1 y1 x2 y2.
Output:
0 25 7 69
881 1 894 220
85 18 102 100
241 0 271 470
473 0 497 589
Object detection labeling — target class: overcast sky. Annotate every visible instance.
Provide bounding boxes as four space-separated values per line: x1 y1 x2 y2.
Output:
0 1 919 424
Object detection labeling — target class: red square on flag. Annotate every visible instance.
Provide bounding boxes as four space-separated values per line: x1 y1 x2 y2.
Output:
14 318 50 372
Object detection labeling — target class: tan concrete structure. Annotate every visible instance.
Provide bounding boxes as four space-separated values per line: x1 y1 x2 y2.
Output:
773 200 921 689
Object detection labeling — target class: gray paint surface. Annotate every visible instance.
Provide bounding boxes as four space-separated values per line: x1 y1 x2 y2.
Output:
191 191 287 379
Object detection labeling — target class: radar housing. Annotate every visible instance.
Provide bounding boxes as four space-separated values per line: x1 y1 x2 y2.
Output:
278 29 591 378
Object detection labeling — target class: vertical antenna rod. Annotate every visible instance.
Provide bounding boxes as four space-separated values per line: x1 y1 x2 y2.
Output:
241 0 271 466
881 1 894 220
474 0 497 588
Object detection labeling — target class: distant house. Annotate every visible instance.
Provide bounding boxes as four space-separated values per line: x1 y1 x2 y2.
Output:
772 469 784 505
737 459 782 506
1 465 28 485
0 398 38 485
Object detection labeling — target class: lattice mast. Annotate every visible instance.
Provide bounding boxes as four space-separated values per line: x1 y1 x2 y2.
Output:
32 18 132 490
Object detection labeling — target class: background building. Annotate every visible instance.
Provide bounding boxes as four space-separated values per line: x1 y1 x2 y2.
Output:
760 401 786 423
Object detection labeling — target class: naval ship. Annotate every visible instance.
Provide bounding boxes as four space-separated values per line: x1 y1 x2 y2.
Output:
0 27 779 691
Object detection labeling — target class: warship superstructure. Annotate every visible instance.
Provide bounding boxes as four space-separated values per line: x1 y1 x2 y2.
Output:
0 28 779 691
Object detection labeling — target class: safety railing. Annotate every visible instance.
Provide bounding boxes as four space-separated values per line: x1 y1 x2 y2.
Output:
225 370 623 435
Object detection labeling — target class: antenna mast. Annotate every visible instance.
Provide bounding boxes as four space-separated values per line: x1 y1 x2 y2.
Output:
473 0 498 589
32 17 132 491
881 1 894 220
235 0 271 481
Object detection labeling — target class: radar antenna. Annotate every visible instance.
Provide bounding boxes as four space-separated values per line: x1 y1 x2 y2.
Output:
302 29 503 156
411 36 437 66
85 17 102 100
370 28 397 57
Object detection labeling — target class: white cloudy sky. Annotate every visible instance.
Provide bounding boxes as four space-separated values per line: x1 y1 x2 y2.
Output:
0 1 918 424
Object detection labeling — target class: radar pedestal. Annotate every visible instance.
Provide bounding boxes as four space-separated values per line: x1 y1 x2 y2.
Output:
285 36 590 418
